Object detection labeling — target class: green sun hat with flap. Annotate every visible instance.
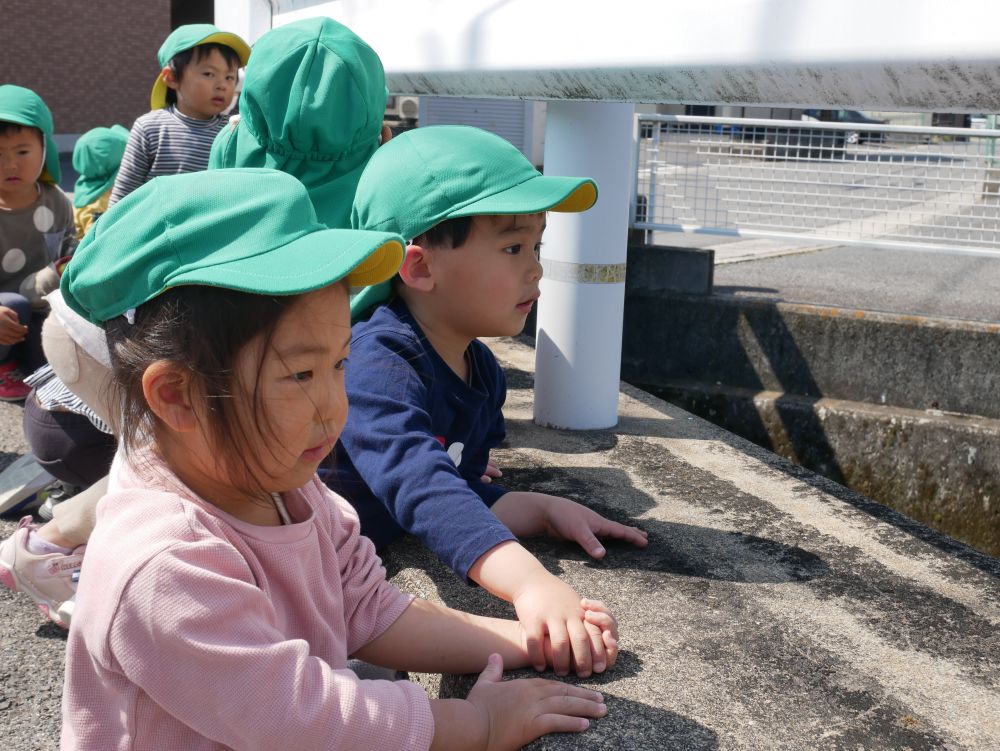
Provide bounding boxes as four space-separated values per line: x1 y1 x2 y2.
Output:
209 17 386 229
72 125 130 208
349 125 598 320
0 84 61 184
61 168 404 325
150 23 251 110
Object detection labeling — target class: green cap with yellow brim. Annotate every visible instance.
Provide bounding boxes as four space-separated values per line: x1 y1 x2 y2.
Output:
0 84 62 184
349 125 598 321
150 23 251 110
61 168 404 325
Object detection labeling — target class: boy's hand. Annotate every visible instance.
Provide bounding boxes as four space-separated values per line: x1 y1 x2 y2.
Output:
480 458 503 484
513 569 611 677
495 491 648 559
466 653 607 750
0 306 27 345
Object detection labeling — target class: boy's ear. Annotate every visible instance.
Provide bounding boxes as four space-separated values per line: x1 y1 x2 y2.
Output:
397 243 435 292
161 66 179 92
142 360 198 433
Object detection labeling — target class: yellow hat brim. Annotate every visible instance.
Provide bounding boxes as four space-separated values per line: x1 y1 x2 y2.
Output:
346 239 404 288
550 181 598 213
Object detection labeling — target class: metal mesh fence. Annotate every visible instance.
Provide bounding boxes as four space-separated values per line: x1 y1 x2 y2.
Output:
633 115 1000 255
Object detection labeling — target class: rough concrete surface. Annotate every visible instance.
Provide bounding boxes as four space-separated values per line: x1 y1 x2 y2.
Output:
2 338 999 749
648 382 1000 558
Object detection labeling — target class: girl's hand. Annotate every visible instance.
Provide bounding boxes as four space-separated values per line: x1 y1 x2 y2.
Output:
582 599 620 672
467 653 607 751
0 306 27 346
480 458 502 484
513 570 609 677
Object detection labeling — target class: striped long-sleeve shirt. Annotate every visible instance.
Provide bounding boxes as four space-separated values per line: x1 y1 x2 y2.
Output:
109 106 227 205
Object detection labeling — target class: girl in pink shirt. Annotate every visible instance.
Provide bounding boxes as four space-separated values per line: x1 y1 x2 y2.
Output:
59 169 616 751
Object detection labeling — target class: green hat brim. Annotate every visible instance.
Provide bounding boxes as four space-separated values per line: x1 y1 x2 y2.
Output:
73 171 118 208
150 31 251 110
0 107 60 184
68 227 402 325
445 175 597 225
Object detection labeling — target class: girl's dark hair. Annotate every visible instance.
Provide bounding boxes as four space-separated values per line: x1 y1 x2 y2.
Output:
104 285 297 494
165 42 241 106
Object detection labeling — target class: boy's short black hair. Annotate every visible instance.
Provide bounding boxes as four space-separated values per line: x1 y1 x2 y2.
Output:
165 42 241 106
0 121 42 142
413 216 473 250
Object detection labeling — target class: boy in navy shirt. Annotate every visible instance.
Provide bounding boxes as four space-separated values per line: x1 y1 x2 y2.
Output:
334 126 648 678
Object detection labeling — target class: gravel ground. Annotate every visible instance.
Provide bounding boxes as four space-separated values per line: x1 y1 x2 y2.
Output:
0 399 64 751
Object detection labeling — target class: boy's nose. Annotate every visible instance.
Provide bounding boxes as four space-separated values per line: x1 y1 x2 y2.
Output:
528 255 543 282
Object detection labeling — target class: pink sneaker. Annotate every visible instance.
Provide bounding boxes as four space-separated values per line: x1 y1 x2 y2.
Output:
0 516 84 628
0 360 30 402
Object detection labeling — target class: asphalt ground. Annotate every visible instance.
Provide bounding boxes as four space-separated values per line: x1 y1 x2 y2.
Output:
711 245 1000 323
0 400 63 751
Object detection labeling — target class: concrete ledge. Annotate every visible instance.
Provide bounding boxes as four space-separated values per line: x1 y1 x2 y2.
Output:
383 337 1000 750
2 339 999 749
645 380 1000 557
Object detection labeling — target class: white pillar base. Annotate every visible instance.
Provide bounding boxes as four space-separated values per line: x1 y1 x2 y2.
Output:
533 100 635 430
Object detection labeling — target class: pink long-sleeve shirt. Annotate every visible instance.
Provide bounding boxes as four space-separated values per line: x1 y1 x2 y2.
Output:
61 451 435 750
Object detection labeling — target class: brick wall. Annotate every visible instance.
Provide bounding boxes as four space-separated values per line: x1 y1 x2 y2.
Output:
1 0 171 136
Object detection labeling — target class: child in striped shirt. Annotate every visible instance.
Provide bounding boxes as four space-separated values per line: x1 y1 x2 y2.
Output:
109 24 249 205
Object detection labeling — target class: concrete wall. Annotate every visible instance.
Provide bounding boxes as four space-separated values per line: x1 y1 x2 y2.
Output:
622 292 1000 420
2 1 171 135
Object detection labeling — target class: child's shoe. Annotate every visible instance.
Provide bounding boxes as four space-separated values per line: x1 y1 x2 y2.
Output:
37 481 81 521
0 361 31 402
0 516 84 628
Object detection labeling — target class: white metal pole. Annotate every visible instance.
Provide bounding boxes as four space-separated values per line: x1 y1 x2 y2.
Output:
534 101 635 429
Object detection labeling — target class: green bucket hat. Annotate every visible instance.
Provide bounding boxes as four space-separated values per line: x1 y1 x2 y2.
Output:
151 23 251 110
61 168 404 325
209 17 386 229
0 84 61 184
72 125 130 208
349 125 598 320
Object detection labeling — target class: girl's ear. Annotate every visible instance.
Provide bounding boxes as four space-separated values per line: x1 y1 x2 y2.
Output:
142 360 198 433
161 66 179 92
397 243 434 292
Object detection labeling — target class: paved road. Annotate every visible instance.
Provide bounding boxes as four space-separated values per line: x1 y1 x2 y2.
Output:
0 401 63 751
711 244 1000 323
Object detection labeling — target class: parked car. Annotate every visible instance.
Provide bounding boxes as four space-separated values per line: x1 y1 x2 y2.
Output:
802 109 887 144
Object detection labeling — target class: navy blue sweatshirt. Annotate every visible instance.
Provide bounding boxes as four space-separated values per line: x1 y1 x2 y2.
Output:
328 298 516 580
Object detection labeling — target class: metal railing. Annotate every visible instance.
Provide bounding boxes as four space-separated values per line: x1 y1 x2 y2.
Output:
632 115 1000 256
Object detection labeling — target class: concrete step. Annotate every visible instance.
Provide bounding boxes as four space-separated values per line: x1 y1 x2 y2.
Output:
642 380 1000 557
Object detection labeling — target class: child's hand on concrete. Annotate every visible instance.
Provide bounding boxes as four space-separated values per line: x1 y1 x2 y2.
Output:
0 306 27 345
495 491 648 559
480 458 503 483
464 653 607 750
512 568 611 677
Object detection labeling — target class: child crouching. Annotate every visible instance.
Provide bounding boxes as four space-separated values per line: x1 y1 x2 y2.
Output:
60 168 612 750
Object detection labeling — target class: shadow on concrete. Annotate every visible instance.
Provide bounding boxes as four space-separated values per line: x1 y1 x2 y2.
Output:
504 467 828 585
713 285 780 295
577 395 1000 581
35 621 68 641
433 652 720 750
